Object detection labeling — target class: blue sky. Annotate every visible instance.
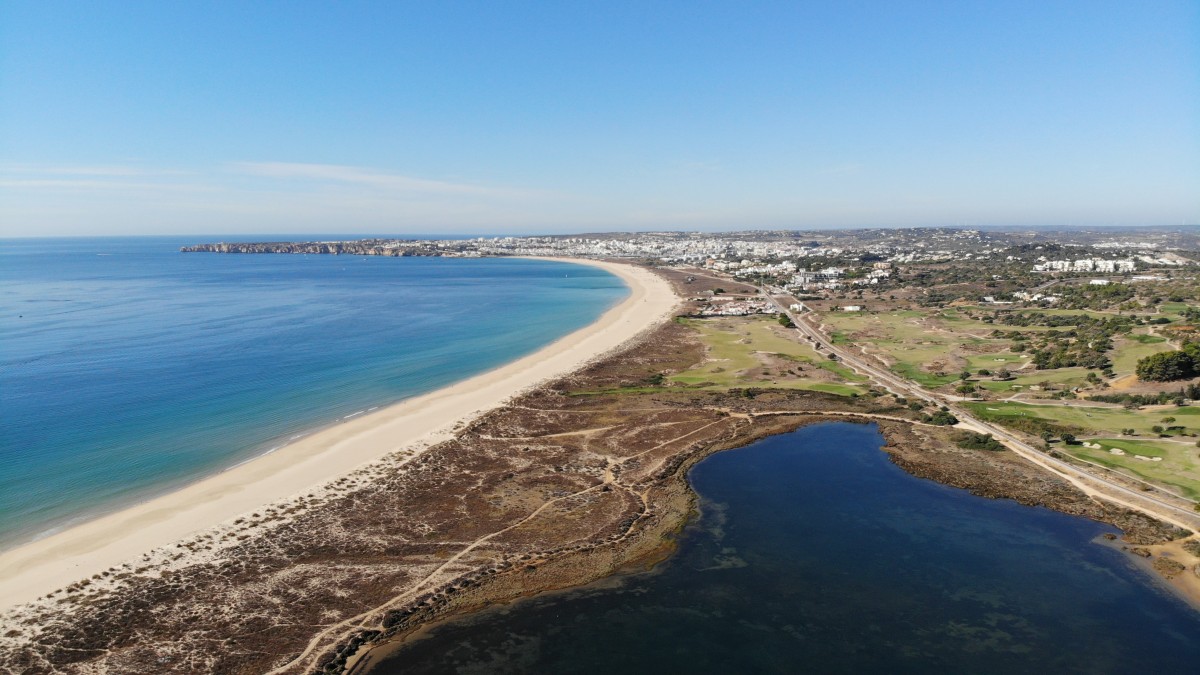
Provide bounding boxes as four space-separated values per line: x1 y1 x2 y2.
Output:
1 1 1197 236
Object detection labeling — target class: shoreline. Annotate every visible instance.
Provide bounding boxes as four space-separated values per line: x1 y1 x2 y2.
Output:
3 277 1197 673
0 257 679 613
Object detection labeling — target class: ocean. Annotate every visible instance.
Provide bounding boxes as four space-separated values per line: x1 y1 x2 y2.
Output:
367 422 1200 674
0 237 627 548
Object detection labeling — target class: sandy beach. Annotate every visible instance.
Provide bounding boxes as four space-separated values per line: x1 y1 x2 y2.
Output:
0 257 678 613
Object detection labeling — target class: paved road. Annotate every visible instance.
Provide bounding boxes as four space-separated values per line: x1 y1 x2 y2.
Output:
761 290 1200 533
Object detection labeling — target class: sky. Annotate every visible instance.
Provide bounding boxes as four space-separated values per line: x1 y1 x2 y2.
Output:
1 1 1197 236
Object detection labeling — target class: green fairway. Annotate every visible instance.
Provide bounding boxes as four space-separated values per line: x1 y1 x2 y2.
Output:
1110 332 1177 377
817 358 868 382
974 367 1092 393
965 352 1030 372
1067 437 1200 500
672 316 867 396
821 309 1007 389
1159 301 1191 318
965 400 1200 437
892 362 958 388
821 305 1173 398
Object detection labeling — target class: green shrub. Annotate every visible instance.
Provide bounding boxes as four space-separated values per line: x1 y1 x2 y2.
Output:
953 431 1006 451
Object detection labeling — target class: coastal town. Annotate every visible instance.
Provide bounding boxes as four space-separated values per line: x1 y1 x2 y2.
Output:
4 226 1198 674
185 226 1196 309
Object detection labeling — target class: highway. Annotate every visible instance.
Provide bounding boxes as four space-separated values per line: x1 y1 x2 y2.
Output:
761 289 1200 533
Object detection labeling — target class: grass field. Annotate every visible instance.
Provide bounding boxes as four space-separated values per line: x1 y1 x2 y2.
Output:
1067 437 1200 500
965 352 1029 371
1110 332 1176 378
962 399 1200 499
1159 301 1191 319
822 310 1003 388
822 305 1182 398
964 401 1200 437
671 316 867 396
974 367 1093 394
892 362 959 388
822 308 1102 393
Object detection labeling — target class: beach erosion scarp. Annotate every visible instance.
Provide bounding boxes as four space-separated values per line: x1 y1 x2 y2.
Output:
0 257 679 613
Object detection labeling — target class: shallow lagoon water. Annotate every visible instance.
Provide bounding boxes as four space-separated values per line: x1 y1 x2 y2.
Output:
370 422 1200 674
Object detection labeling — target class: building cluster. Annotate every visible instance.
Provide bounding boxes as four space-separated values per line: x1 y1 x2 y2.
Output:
790 267 845 290
192 233 1192 302
712 259 798 277
475 235 854 262
693 298 779 317
464 232 989 266
854 264 893 286
1012 291 1060 303
1031 258 1136 273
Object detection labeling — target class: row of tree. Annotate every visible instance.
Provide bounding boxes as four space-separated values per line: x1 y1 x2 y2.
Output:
1088 384 1200 406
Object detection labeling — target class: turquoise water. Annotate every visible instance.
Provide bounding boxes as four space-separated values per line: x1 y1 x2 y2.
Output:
370 422 1200 674
0 237 626 547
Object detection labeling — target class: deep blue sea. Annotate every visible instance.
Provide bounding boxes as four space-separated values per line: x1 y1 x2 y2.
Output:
0 237 626 547
369 423 1200 674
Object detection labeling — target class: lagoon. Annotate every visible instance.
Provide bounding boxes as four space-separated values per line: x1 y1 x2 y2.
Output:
368 422 1200 674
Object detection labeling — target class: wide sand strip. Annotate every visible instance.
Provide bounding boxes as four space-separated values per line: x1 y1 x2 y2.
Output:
0 258 679 612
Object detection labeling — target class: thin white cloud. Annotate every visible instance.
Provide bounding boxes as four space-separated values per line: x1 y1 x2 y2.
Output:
0 179 213 192
232 162 529 198
0 164 184 177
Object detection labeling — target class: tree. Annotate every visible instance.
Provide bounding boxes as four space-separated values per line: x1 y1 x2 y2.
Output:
1059 433 1077 445
1161 416 1176 424
1151 425 1164 434
994 368 1012 381
1136 350 1199 382
960 371 972 381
